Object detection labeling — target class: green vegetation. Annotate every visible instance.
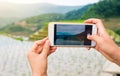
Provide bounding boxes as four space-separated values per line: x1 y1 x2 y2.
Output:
9 35 24 41
2 0 120 36
28 0 120 45
103 18 120 33
29 20 84 40
0 17 20 28
0 25 33 36
29 23 48 40
0 0 120 44
24 13 64 24
0 13 64 36
29 20 120 45
82 0 120 19
107 29 120 45
64 4 92 20
23 13 64 29
115 29 120 35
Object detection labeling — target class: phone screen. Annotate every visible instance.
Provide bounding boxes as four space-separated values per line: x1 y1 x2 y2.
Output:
54 24 92 45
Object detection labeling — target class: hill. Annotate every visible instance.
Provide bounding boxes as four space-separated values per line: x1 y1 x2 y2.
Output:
1 0 120 45
0 2 82 27
64 4 92 20
0 17 21 28
82 0 120 19
0 13 64 36
0 2 82 18
1 1 120 36
63 0 120 35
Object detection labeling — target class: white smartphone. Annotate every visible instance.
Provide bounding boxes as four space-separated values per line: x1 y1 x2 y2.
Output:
48 22 97 47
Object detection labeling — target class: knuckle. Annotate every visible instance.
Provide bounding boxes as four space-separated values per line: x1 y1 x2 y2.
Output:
34 41 39 45
97 19 102 23
34 40 42 45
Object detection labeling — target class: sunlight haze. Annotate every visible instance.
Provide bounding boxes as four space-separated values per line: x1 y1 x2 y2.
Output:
0 0 99 6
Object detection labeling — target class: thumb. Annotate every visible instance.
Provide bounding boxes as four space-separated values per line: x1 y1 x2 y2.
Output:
87 35 102 43
41 40 50 58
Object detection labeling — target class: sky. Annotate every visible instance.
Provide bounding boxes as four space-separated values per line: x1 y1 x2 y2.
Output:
0 0 100 6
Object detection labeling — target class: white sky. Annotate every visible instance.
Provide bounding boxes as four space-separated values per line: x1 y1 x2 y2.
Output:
0 0 100 6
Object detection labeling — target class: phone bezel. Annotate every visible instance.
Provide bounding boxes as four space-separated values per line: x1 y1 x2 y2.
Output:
48 22 97 47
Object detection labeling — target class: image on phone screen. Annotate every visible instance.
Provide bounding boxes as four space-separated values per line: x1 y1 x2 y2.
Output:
54 24 92 45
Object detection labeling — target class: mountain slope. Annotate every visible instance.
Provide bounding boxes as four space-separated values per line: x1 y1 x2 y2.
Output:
0 2 82 27
64 4 92 20
1 1 120 45
0 17 21 27
0 13 64 36
82 0 120 19
0 2 82 18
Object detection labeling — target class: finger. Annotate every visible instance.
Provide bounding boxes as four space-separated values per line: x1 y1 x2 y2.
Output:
37 42 56 54
35 37 48 46
48 48 57 55
86 47 91 50
48 47 57 56
84 18 101 24
48 50 56 56
36 38 49 53
50 46 57 53
50 46 57 50
30 37 48 52
84 18 106 32
87 35 103 44
36 46 43 54
41 40 50 58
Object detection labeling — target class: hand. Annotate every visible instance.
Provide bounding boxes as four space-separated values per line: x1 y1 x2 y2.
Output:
27 37 57 76
85 18 120 65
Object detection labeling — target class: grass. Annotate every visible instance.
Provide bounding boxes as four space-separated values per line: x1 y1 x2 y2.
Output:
0 32 24 41
103 18 120 30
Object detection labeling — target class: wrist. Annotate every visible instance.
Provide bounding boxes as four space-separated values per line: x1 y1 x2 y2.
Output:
111 46 120 62
33 73 47 76
32 69 47 76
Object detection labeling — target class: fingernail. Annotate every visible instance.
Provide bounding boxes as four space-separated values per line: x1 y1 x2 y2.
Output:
87 36 90 39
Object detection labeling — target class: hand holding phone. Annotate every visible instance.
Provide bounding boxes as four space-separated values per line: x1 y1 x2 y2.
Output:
48 22 97 47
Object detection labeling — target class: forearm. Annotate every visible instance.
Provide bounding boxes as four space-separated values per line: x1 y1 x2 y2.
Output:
111 47 120 66
32 73 47 76
32 70 47 76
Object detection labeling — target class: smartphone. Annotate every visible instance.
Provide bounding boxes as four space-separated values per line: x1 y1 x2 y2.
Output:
48 22 97 47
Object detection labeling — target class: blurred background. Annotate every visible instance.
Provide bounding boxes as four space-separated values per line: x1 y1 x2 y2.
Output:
0 0 120 76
